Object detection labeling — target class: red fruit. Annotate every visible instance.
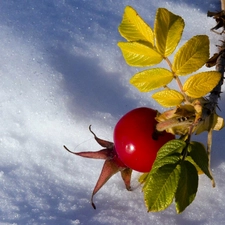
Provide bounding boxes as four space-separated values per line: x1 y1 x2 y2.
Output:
64 107 174 209
114 107 175 172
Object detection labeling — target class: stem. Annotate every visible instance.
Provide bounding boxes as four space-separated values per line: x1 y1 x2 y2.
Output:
207 129 216 187
221 0 225 10
164 57 189 102
207 130 212 164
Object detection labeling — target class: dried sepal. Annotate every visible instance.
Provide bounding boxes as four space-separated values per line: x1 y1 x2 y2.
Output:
91 159 120 209
120 168 132 191
64 145 109 159
155 105 196 135
207 10 225 34
89 125 114 148
64 126 132 209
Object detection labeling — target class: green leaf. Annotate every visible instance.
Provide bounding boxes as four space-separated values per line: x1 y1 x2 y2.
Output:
153 140 185 163
188 141 213 180
144 163 181 212
172 35 209 75
186 156 204 174
130 68 173 92
143 140 185 190
118 42 163 67
183 71 221 98
147 140 184 176
118 6 154 45
152 89 184 107
175 160 198 213
148 154 181 177
154 8 184 57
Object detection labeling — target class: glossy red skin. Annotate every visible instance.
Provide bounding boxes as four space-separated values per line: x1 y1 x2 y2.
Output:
113 107 175 172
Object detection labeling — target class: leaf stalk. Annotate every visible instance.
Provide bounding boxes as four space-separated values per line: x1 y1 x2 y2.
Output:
164 57 189 103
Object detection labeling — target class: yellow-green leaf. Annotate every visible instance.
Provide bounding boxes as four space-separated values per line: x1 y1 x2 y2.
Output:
148 140 185 176
118 6 154 45
144 163 181 212
152 89 184 107
154 8 184 57
183 71 221 98
118 42 163 67
172 35 209 75
130 68 173 92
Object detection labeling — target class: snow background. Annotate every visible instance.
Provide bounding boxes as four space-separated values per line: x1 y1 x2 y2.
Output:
0 0 225 224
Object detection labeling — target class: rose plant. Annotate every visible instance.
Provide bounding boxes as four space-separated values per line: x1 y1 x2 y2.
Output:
64 5 224 213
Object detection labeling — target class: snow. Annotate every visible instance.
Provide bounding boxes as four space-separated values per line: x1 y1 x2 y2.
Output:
0 0 225 224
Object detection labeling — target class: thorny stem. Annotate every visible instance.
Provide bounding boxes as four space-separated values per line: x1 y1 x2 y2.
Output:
164 57 189 103
205 0 225 187
206 39 225 188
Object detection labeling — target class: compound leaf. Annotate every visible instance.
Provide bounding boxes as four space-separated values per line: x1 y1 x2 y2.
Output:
152 89 184 107
175 160 198 213
130 68 173 92
118 6 154 45
172 35 209 75
154 8 184 57
144 163 181 212
118 42 163 67
183 71 221 98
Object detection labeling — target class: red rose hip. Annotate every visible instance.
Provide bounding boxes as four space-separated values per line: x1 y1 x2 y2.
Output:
113 107 175 172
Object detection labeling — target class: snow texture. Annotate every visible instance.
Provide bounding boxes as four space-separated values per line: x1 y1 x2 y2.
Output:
0 0 225 224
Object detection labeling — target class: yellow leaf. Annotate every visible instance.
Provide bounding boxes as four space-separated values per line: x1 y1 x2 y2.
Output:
154 8 184 57
130 68 173 92
152 89 184 107
118 6 154 45
213 116 224 131
172 35 209 75
183 71 221 98
195 113 224 134
118 42 163 67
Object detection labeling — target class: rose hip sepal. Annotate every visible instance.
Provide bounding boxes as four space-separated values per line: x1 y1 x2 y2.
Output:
63 125 132 209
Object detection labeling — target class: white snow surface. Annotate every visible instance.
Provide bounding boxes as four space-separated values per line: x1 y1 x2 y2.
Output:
0 0 225 224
